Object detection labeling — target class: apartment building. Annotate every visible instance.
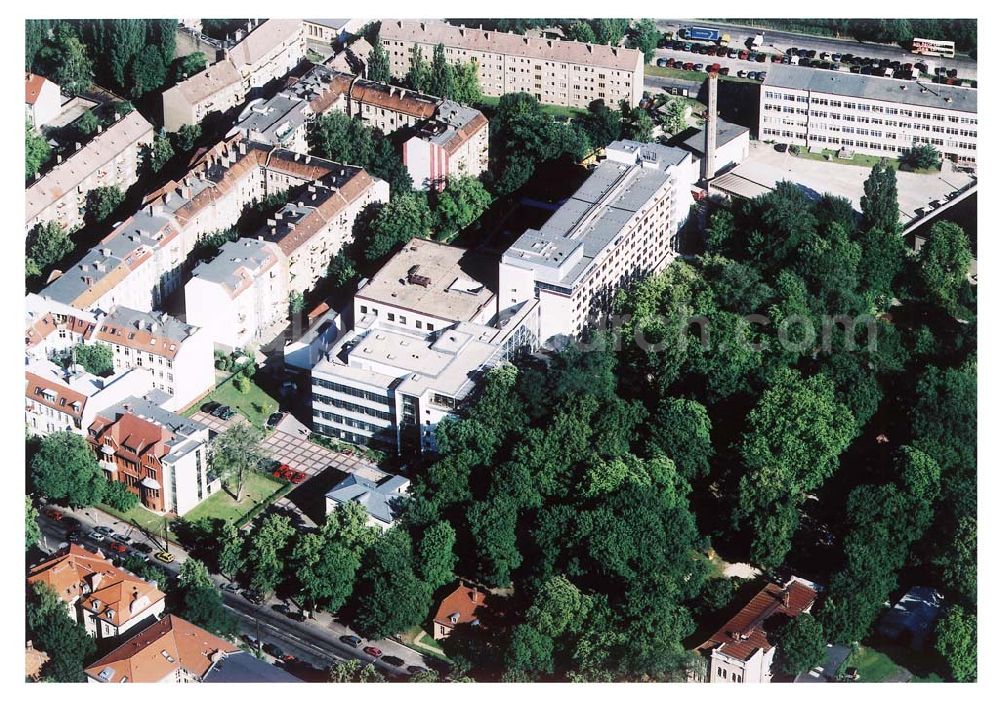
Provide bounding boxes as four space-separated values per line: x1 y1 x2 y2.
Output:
162 19 306 131
25 110 153 233
25 293 97 363
25 73 61 129
500 141 695 342
25 359 153 437
257 167 389 294
696 578 818 683
92 307 214 411
303 18 368 45
185 238 288 350
403 100 489 190
86 615 238 683
230 65 489 189
760 64 978 164
27 544 167 645
41 138 385 319
87 394 218 515
380 20 645 108
311 238 540 453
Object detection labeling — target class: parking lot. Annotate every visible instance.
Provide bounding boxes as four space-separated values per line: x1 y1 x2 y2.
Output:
729 141 977 226
654 44 774 81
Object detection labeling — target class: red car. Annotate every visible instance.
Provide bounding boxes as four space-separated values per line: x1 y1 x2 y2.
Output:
108 541 128 554
363 646 383 658
709 63 721 73
273 464 308 484
43 508 63 520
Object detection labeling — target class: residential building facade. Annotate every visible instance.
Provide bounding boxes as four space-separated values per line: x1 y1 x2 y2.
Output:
162 19 306 131
25 110 154 233
87 394 218 515
403 100 489 190
760 64 978 164
185 238 289 350
499 141 695 342
25 359 153 437
696 578 818 683
25 73 61 129
41 138 384 324
92 307 214 411
380 20 644 108
27 545 167 645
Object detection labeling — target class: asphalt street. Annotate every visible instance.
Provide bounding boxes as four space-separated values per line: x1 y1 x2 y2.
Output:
33 506 435 681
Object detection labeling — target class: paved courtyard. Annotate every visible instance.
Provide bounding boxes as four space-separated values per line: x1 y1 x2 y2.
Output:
730 141 976 225
190 410 247 434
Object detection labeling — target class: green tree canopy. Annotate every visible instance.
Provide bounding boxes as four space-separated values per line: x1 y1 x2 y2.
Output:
935 605 976 682
860 161 900 234
363 193 433 262
367 38 391 83
25 121 51 180
26 497 41 551
918 221 973 310
26 221 73 278
31 432 106 507
85 185 125 224
435 176 492 235
245 513 295 597
773 613 826 676
210 423 266 501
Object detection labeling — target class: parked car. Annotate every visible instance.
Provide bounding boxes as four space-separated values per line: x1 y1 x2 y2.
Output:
738 50 748 60
693 63 704 72
201 401 221 414
756 53 767 62
709 63 720 73
241 589 263 605
112 533 133 546
155 551 175 564
382 656 405 667
665 58 676 68
407 666 429 675
756 71 767 82
716 46 728 57
108 541 128 554
340 635 363 648
43 508 63 521
243 634 260 649
266 412 285 429
221 582 240 593
67 528 82 543
832 53 842 63
727 48 738 58
719 66 730 76
132 542 153 554
785 47 798 55
682 62 694 70
682 42 692 51
745 71 756 80
262 643 284 659
95 525 115 535
737 70 747 78
88 530 106 542
363 646 383 658
806 49 817 59
656 57 667 67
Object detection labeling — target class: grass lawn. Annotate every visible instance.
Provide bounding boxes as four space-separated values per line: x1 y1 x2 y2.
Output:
476 95 587 120
792 148 905 170
646 64 759 84
399 626 450 662
844 645 911 682
98 502 174 537
196 373 279 427
181 470 285 524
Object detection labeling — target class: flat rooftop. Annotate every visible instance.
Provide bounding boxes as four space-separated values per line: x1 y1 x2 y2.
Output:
763 63 977 114
356 238 496 323
503 158 677 287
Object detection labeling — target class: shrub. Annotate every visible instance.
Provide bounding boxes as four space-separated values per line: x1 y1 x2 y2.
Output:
233 375 250 394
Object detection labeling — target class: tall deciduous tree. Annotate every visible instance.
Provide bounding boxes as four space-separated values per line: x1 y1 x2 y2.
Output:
290 533 360 613
31 432 107 507
367 38 391 83
25 121 51 180
354 528 433 639
217 521 246 579
435 176 492 235
406 45 431 92
246 513 295 597
85 185 125 224
26 497 41 551
735 368 855 568
773 614 826 675
860 160 900 234
452 60 483 104
28 583 96 682
363 193 432 262
128 44 167 98
416 521 457 589
935 605 976 682
648 397 713 481
210 423 266 501
918 221 973 310
429 43 455 98
26 221 73 278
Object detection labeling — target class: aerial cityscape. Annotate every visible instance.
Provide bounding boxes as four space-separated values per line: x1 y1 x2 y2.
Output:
23 15 977 685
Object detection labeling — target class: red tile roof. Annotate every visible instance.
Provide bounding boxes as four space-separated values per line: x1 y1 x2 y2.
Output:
25 73 49 105
697 579 817 662
433 582 487 630
85 615 238 683
27 544 166 628
25 370 88 418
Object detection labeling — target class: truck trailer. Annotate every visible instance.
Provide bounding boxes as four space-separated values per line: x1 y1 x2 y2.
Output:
679 26 730 45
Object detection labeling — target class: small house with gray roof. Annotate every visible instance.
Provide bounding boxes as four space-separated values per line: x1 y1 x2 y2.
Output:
325 472 411 530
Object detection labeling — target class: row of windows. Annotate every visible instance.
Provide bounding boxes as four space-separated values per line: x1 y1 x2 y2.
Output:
312 393 393 420
313 409 384 434
313 377 392 405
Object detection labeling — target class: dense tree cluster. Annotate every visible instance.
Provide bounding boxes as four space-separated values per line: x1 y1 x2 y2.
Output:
307 111 412 195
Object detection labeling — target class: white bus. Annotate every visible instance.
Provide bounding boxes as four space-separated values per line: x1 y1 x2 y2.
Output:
911 37 956 58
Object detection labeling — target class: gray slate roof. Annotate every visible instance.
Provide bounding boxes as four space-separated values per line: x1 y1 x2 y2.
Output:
763 64 977 114
326 473 410 525
204 651 301 683
681 118 750 156
101 307 198 345
190 238 278 294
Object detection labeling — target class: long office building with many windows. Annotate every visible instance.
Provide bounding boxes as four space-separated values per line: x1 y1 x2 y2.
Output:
760 65 977 165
